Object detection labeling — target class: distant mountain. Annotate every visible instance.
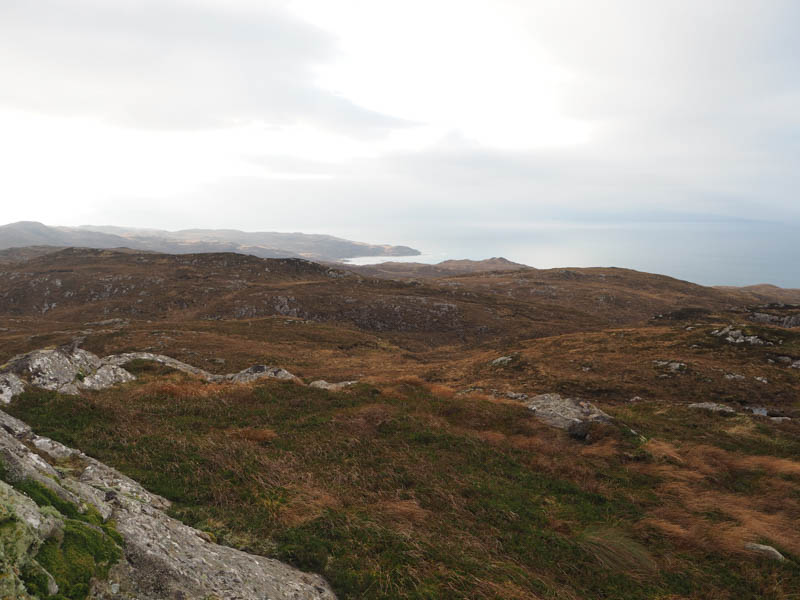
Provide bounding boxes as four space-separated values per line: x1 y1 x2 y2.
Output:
0 222 420 261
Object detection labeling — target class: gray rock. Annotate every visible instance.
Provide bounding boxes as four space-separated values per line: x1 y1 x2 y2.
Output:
228 365 299 384
792 360 800 369
107 352 301 385
490 356 514 367
724 373 745 381
3 346 101 393
524 393 612 431
710 325 772 346
744 542 784 561
103 351 211 379
31 436 78 461
78 364 135 390
0 409 32 436
653 360 687 373
688 402 736 414
0 372 24 404
750 312 800 328
310 380 358 391
0 408 337 599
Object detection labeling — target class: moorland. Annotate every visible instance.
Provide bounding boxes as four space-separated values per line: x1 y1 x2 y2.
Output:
1 246 799 599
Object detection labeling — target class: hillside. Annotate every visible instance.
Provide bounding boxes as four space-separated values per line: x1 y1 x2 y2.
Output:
715 283 800 305
1 248 799 599
0 221 420 261
0 247 780 354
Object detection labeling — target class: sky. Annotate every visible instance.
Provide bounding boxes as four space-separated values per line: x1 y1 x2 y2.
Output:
1 0 799 286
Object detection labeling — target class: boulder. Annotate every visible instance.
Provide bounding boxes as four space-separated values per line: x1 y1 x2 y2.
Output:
653 360 687 373
228 365 299 384
524 393 612 432
3 346 102 394
490 356 514 367
744 542 784 561
724 373 746 381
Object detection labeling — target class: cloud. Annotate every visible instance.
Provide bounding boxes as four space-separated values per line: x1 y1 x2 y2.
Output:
0 0 407 135
1 0 799 284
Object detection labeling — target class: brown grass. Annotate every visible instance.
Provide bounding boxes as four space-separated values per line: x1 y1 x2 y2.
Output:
643 439 684 464
228 427 278 444
633 441 800 557
281 486 341 527
133 378 230 400
376 498 431 525
579 527 658 579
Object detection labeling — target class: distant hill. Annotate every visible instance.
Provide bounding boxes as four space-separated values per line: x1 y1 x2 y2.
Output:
343 257 530 279
1 246 794 345
0 221 420 261
715 283 800 305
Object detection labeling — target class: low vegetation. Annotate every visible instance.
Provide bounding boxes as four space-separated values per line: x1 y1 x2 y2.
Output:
0 463 122 600
2 249 799 598
7 371 799 599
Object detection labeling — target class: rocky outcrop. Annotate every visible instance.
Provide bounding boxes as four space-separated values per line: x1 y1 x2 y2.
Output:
710 326 772 346
0 372 24 403
0 408 336 599
749 312 800 328
653 360 687 374
229 364 299 384
0 345 303 403
523 393 612 436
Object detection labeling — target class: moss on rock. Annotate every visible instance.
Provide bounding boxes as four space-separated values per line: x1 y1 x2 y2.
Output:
1 463 122 600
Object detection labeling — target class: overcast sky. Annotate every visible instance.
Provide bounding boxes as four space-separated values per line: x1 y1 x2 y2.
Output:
1 0 798 284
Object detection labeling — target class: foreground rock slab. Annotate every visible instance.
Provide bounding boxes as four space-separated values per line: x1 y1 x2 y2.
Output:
0 409 336 599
